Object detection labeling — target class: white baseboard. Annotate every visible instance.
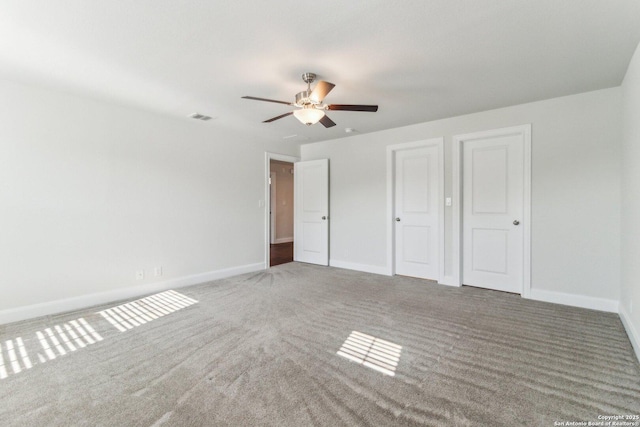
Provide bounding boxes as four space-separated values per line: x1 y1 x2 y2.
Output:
528 288 619 313
273 237 293 244
329 259 390 276
0 262 265 325
438 276 461 287
619 304 640 364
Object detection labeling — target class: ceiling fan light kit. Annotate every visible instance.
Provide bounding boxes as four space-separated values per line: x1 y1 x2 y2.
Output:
242 72 378 128
293 107 325 125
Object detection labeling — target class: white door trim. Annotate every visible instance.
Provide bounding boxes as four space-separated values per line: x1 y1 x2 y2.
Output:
265 152 299 268
386 137 445 282
451 124 531 297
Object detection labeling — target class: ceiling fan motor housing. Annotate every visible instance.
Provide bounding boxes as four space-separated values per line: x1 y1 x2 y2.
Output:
295 90 320 107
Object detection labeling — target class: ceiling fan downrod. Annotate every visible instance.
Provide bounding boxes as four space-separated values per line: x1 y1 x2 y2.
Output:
296 73 317 107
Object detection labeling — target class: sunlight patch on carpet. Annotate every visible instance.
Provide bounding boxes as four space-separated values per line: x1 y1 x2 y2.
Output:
337 331 402 377
98 290 198 332
36 318 103 363
0 318 102 379
1 337 32 378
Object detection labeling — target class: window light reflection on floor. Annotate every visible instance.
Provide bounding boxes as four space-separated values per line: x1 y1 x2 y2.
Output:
0 337 32 378
36 318 103 363
98 290 198 332
1 291 197 380
337 331 402 377
0 318 102 380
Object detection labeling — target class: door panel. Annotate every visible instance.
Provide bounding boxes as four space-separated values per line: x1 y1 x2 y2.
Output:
403 226 430 263
463 134 523 293
294 159 329 265
403 157 430 213
472 147 508 213
472 228 508 273
394 146 439 280
302 223 322 253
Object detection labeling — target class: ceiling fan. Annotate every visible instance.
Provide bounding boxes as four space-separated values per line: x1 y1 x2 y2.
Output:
242 73 378 128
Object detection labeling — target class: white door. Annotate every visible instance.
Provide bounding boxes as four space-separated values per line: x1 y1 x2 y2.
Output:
394 146 439 280
462 134 524 293
294 159 329 265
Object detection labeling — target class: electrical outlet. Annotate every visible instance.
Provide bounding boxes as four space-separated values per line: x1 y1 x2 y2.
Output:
136 270 144 280
154 266 163 277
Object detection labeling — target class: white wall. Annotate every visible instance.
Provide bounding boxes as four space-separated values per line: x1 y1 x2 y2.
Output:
0 77 297 322
302 88 622 308
620 41 640 361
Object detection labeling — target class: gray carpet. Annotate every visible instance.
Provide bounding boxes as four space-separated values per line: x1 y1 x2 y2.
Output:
1 262 639 426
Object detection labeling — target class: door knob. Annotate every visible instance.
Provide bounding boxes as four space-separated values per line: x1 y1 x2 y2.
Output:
322 216 327 220
513 220 520 226
395 217 401 222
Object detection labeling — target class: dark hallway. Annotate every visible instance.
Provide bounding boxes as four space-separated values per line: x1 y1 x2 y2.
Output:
270 242 293 266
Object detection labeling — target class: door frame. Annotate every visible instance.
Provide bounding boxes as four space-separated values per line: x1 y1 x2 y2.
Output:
451 124 532 297
386 137 445 282
265 152 299 268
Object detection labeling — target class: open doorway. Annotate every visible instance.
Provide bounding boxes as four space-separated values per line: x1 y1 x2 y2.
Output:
269 159 294 266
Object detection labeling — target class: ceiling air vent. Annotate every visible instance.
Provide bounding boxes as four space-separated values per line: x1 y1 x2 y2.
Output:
189 113 213 121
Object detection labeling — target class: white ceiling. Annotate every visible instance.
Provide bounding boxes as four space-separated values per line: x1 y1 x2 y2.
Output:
1 1 639 145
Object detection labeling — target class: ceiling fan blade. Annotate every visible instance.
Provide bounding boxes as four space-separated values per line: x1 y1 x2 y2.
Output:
328 104 378 112
319 115 336 128
309 81 335 103
242 96 293 106
263 112 293 123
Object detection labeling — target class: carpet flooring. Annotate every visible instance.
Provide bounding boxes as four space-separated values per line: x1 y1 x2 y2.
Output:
1 262 639 426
